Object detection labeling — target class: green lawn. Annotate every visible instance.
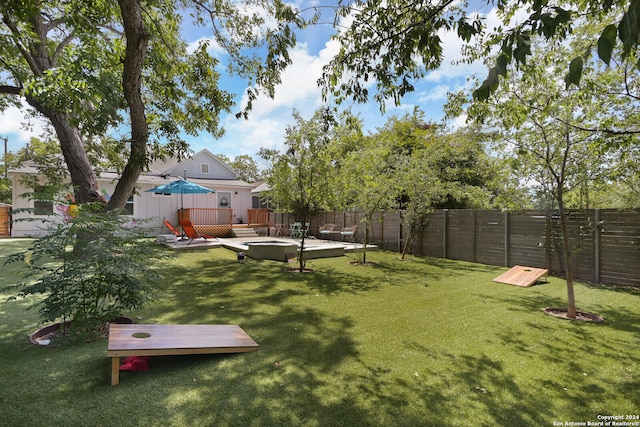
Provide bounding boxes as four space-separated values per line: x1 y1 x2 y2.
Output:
1 239 638 426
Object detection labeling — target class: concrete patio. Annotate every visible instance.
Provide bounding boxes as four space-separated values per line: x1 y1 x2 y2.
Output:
160 235 377 260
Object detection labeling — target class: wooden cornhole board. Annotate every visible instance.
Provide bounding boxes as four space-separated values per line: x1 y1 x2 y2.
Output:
493 265 548 287
107 324 259 385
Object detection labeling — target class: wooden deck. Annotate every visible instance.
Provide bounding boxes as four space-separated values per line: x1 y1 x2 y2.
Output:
107 324 259 385
493 265 548 287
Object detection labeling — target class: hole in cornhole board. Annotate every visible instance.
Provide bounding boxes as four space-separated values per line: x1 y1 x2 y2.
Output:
493 265 548 287
132 332 152 339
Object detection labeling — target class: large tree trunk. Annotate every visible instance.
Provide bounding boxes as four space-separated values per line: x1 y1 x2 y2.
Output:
108 0 150 211
26 96 105 205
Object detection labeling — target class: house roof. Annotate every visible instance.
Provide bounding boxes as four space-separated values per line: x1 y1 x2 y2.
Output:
134 174 255 189
147 156 181 175
8 150 250 188
251 181 270 194
162 149 238 180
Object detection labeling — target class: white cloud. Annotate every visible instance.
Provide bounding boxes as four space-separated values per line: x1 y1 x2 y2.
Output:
0 101 49 151
424 4 528 84
186 36 225 56
188 1 543 159
196 37 345 158
239 44 326 118
452 112 469 129
417 84 457 102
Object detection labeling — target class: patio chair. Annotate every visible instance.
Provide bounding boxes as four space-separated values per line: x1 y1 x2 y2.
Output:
340 225 357 241
163 220 181 236
319 223 336 235
179 219 216 245
290 222 303 239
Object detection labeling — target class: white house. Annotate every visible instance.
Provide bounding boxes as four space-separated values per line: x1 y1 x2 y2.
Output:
8 149 259 237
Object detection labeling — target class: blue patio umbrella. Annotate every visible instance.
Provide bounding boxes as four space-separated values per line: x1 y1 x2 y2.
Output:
146 179 214 210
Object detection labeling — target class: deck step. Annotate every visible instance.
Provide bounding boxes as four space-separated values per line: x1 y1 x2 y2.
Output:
232 228 260 238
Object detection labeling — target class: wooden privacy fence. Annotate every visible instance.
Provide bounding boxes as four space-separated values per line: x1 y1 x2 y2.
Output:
270 209 640 287
247 208 270 226
0 204 10 237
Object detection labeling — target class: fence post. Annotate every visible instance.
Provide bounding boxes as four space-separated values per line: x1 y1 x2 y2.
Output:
472 210 477 263
443 209 448 259
594 208 601 283
378 211 383 250
504 210 510 267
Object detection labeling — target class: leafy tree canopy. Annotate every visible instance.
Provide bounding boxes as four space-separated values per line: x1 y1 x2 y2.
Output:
320 0 640 108
216 154 263 183
1 0 305 207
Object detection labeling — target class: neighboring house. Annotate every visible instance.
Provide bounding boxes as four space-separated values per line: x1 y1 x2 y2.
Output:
251 181 271 209
8 149 257 237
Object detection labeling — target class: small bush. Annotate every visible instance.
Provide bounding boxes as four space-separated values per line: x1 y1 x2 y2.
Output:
4 203 171 336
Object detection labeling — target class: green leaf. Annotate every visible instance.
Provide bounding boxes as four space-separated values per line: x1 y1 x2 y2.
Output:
618 5 639 57
598 24 617 65
487 67 500 91
496 53 509 77
564 56 583 89
473 81 491 101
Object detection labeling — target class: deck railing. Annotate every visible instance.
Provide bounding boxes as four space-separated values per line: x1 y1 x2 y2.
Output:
179 208 232 225
247 208 270 226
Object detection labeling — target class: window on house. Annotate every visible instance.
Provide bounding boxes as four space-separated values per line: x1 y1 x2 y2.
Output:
33 186 54 216
123 195 134 215
201 163 210 174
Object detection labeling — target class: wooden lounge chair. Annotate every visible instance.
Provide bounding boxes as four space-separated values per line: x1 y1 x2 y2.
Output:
178 219 215 244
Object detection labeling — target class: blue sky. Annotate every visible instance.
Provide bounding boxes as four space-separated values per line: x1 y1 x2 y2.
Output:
0 2 502 161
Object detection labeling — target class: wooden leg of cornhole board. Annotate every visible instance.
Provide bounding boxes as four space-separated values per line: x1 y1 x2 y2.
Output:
111 357 120 386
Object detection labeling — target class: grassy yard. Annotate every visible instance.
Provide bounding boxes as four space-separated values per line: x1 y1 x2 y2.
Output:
0 238 638 427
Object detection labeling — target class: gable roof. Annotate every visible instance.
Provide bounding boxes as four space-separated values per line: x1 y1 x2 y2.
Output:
162 149 238 180
9 149 241 181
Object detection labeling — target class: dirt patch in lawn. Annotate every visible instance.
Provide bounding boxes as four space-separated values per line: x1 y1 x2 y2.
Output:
543 307 604 322
284 267 315 273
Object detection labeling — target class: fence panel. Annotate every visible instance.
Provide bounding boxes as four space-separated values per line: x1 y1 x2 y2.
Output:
599 210 640 286
508 211 548 270
300 208 639 286
567 211 597 282
419 210 444 258
446 210 476 262
380 211 399 252
473 211 505 266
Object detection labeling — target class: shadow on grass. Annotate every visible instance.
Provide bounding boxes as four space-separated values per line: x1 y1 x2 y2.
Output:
475 284 640 416
3 244 638 426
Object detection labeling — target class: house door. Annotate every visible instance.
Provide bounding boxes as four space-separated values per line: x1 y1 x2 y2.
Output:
218 192 231 209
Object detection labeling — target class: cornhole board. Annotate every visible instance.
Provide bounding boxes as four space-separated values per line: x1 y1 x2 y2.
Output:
493 265 548 287
107 324 259 386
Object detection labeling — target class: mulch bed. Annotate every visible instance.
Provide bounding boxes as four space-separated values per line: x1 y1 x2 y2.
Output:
30 317 133 346
543 307 604 322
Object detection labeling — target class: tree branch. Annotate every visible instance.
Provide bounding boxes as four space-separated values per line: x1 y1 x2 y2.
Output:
0 85 21 95
51 30 76 68
2 15 42 76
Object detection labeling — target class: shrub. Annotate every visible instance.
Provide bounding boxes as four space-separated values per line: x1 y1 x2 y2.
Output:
4 203 171 337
